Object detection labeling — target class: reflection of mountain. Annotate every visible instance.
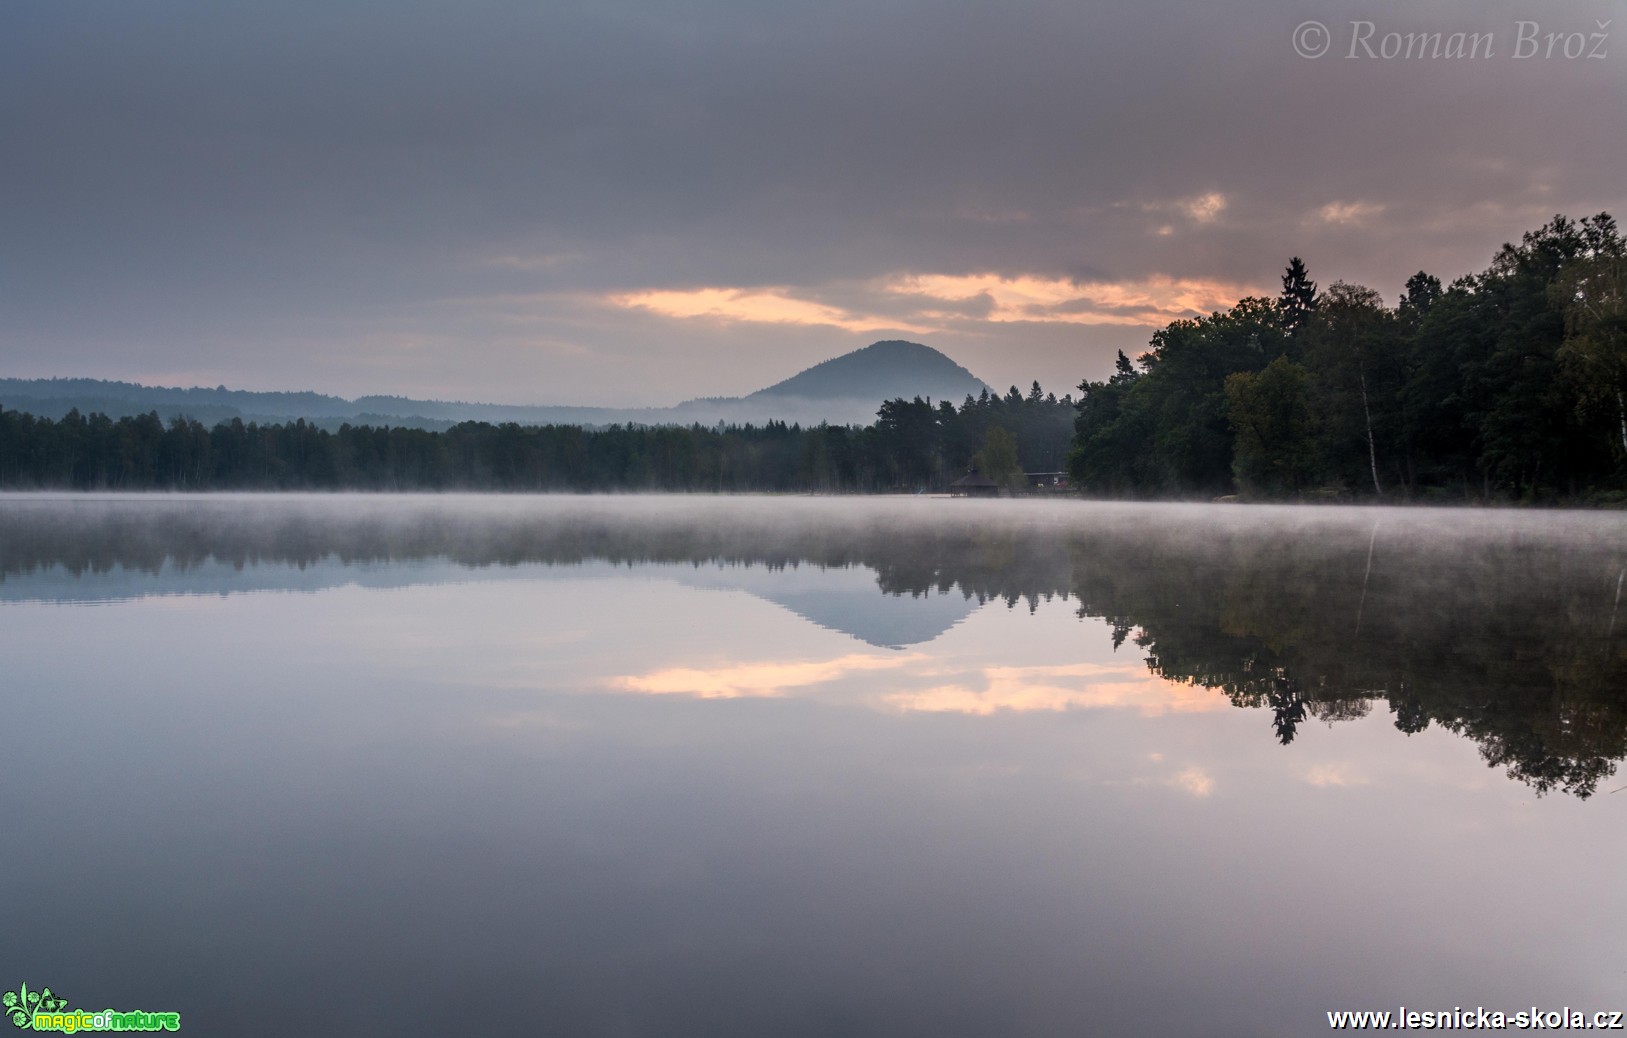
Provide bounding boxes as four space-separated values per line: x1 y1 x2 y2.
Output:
0 555 980 649
0 557 468 602
5 495 1626 796
672 564 980 649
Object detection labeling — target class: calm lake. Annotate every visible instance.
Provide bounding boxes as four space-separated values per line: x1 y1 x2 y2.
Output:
3 494 1625 1036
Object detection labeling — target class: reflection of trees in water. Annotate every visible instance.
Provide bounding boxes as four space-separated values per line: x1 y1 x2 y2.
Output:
4 499 1626 796
1062 522 1627 797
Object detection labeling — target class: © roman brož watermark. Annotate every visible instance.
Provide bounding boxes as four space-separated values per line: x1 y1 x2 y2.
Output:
1293 19 1610 59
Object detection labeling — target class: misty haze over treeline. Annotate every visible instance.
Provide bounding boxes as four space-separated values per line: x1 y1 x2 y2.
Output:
0 383 1074 493
5 494 1624 797
0 341 993 432
4 213 1625 502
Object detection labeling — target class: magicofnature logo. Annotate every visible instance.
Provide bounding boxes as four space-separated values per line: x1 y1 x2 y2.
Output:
2 984 180 1033
3 985 68 1028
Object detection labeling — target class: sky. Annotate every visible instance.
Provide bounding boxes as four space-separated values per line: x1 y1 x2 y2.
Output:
4 0 1624 407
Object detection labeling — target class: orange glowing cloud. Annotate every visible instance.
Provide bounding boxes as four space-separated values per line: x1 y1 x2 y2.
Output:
1131 191 1227 227
883 272 1259 327
597 267 1260 335
609 286 933 334
1180 192 1227 223
1315 201 1385 226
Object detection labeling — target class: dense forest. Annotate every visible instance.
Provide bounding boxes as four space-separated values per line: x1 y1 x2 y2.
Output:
1070 212 1627 502
0 382 1074 492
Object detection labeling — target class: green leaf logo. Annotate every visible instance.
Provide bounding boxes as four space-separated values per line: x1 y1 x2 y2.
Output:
2 984 67 1027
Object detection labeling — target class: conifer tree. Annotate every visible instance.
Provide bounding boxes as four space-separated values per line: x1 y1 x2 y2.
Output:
1279 257 1318 336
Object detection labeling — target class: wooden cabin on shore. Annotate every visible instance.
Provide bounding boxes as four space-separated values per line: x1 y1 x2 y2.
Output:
948 473 1001 497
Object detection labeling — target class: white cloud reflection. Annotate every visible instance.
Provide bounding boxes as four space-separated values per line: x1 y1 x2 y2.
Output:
1170 767 1215 797
1304 763 1371 788
611 653 926 699
611 654 1225 717
884 663 1227 716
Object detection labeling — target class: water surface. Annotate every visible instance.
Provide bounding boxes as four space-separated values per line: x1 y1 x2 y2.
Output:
3 494 1624 1036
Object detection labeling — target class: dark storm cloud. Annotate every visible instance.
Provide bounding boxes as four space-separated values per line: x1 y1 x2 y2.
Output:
2 0 1622 402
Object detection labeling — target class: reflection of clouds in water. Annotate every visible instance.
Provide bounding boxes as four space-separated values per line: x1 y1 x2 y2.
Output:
1121 762 1216 797
1304 763 1370 788
611 653 925 699
1169 767 1214 798
886 663 1226 716
11 498 1627 1032
609 651 1224 718
10 493 1624 800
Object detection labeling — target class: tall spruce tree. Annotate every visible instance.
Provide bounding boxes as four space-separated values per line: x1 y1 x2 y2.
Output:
1279 257 1319 337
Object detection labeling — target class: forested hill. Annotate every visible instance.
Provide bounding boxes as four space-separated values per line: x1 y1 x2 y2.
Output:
1 341 993 431
744 340 990 402
1069 212 1627 504
0 377 670 432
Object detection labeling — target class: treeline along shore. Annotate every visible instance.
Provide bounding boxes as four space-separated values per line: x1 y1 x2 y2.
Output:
0 386 1075 493
4 212 1625 501
1070 212 1627 503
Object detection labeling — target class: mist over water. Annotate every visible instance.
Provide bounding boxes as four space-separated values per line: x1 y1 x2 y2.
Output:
3 495 1625 1036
